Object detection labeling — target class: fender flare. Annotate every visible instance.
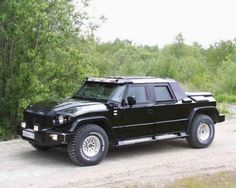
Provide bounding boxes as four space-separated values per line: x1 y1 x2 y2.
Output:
187 106 220 133
69 116 117 145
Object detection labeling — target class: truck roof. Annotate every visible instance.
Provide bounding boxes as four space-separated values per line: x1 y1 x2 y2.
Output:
86 76 176 84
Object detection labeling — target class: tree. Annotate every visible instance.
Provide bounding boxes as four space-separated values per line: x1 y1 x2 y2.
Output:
206 40 236 69
0 0 97 139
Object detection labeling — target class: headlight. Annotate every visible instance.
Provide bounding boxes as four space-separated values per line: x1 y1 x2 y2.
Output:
53 114 74 126
58 115 64 124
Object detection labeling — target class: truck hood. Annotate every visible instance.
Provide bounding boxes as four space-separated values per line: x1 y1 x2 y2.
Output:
26 98 107 116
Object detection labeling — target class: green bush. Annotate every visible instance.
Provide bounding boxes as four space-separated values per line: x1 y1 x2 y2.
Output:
0 121 16 141
216 95 236 103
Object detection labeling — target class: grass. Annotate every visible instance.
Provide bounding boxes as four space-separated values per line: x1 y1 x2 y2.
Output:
216 95 236 104
122 171 236 188
166 171 236 188
217 103 230 114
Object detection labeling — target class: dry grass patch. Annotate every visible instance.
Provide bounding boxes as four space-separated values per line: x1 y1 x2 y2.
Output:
167 171 236 188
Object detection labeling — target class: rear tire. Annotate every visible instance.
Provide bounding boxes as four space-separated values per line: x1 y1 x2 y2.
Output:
67 124 109 166
187 114 215 148
30 143 51 151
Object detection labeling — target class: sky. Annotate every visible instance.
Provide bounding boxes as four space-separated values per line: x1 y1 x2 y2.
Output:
89 0 236 47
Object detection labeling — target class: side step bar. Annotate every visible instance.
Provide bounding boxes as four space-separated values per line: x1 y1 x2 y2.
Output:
117 132 188 146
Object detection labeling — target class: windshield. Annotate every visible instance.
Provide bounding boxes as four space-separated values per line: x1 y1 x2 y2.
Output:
74 82 126 102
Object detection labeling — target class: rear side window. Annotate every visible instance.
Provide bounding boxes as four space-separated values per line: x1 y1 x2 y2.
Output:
127 85 148 103
154 86 174 101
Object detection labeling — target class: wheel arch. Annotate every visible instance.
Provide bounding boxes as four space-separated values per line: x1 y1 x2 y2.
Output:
69 116 117 147
187 106 219 133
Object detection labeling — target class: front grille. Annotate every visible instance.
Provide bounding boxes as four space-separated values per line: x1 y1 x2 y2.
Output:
24 111 48 129
23 110 72 131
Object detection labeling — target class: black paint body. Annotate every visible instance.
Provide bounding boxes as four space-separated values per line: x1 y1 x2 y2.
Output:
17 77 225 147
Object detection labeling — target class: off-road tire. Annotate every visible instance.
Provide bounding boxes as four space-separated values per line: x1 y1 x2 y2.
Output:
187 114 215 148
30 143 51 151
67 124 109 166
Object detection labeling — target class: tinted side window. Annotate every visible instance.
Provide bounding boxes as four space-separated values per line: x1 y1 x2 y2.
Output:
154 86 173 101
127 86 147 103
110 85 126 102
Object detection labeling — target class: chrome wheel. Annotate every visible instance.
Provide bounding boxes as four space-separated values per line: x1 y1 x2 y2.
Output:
197 123 211 142
82 135 101 157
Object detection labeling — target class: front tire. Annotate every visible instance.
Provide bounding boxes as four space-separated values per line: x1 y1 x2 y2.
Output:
187 114 215 148
67 124 109 166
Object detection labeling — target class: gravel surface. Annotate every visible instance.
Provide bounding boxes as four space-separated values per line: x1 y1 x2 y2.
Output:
0 105 236 188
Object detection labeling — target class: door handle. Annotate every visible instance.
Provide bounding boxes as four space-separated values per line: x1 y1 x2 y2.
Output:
146 109 154 115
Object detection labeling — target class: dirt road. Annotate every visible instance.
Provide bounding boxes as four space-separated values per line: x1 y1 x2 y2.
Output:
0 105 236 188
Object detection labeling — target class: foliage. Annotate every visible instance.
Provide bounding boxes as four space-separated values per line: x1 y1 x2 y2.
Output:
217 103 230 115
0 1 236 140
0 0 97 140
216 95 236 103
94 38 236 100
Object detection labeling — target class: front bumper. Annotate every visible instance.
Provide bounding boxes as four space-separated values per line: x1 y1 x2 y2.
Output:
219 114 225 122
17 125 74 146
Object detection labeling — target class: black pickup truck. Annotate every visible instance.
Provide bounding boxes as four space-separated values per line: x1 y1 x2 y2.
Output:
18 77 225 166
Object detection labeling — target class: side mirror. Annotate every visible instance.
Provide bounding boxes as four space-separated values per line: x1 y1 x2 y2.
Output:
127 96 136 106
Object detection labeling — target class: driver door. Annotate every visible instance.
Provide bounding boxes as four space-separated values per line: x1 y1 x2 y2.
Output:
121 84 155 139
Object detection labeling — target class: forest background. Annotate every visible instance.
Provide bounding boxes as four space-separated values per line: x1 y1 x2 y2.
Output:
1 0 236 139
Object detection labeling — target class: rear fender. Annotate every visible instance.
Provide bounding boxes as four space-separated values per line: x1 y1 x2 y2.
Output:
187 106 220 133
